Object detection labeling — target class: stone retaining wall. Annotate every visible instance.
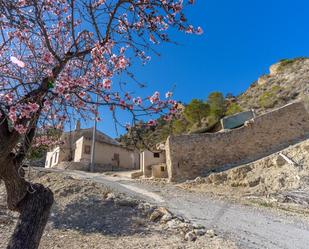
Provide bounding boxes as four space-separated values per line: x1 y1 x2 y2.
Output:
166 102 309 182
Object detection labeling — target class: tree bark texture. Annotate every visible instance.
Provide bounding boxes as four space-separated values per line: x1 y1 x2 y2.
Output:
6 183 54 249
0 156 54 249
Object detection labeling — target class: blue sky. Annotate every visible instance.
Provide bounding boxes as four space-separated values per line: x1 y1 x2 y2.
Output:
89 0 309 138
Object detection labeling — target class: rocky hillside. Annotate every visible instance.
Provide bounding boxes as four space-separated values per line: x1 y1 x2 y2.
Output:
238 57 309 113
119 57 309 149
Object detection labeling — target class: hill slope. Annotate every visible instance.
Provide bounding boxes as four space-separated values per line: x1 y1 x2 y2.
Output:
238 57 309 113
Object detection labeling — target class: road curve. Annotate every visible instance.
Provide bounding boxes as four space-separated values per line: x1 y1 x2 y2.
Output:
37 168 309 249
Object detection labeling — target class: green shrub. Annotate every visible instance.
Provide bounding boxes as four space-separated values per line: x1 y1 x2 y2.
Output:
225 103 243 116
184 99 210 125
207 92 225 118
259 91 277 108
278 57 309 71
271 85 283 92
172 118 189 134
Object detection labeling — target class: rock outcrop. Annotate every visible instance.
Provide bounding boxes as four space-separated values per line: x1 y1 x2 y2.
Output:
239 57 309 113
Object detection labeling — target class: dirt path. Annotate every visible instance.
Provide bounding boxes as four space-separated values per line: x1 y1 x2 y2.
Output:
36 168 309 249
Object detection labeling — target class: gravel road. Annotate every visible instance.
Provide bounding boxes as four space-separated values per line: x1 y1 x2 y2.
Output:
37 168 309 249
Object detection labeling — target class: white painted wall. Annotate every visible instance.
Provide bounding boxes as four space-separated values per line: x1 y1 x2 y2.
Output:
140 150 166 177
74 136 139 170
45 147 60 168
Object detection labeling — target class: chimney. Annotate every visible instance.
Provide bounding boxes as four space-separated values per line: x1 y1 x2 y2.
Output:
75 120 81 131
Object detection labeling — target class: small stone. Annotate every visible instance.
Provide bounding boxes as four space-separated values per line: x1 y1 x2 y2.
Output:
194 177 205 183
193 224 205 229
177 216 185 222
145 203 155 210
149 207 170 222
115 198 137 207
179 222 192 229
274 155 287 167
206 229 217 238
157 207 170 215
149 209 163 222
185 231 197 242
167 219 182 229
63 175 73 180
194 229 206 236
105 192 116 200
161 213 173 223
137 203 144 209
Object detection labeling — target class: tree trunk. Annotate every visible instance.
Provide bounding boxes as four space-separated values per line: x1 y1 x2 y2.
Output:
0 157 54 249
7 183 54 249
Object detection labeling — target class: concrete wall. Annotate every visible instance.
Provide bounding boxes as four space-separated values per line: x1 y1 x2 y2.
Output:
74 136 139 171
152 164 168 178
166 102 309 182
74 137 84 163
45 146 68 168
221 110 255 129
140 150 166 177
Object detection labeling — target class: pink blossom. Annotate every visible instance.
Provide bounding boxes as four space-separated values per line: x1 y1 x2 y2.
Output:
28 102 39 112
104 94 110 102
149 91 160 104
64 94 70 101
4 93 14 104
165 91 173 98
117 56 128 69
43 53 53 64
18 0 26 7
147 119 157 126
10 56 25 68
196 26 204 35
14 124 27 134
163 114 172 121
150 34 157 44
0 0 196 139
103 79 112 90
133 97 142 105
185 25 194 34
125 123 131 130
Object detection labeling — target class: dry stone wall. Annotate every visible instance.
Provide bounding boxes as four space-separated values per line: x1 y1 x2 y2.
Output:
166 102 309 182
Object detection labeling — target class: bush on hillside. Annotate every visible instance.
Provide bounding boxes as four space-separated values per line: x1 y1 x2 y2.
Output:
184 99 210 125
225 103 243 116
259 91 277 109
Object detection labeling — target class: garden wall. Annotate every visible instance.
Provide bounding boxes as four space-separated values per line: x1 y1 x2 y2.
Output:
165 102 309 182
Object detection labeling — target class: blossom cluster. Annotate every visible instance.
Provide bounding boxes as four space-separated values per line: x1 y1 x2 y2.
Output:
0 0 201 136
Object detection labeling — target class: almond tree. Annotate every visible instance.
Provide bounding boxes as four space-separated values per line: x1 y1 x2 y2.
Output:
0 0 202 248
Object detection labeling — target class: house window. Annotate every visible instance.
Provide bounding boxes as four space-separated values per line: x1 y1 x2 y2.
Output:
84 145 91 154
153 153 160 158
161 166 165 172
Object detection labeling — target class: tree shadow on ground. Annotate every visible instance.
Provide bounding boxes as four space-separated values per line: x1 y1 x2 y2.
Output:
50 196 149 236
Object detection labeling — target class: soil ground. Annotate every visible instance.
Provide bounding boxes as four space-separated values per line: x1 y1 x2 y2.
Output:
0 172 237 249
